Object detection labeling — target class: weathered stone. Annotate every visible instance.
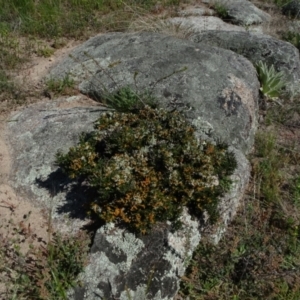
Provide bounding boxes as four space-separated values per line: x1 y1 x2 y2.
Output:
5 31 257 300
5 95 250 300
203 0 271 25
68 210 201 300
168 16 246 33
49 32 259 154
210 146 250 244
189 30 300 95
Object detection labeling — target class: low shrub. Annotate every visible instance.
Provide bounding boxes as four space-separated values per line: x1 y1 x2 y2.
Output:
56 88 237 234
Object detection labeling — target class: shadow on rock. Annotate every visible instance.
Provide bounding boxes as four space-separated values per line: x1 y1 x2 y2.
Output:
35 168 98 221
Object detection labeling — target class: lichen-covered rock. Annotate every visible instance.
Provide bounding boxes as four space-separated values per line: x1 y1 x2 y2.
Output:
189 30 300 96
5 94 249 299
282 0 300 19
68 209 201 300
7 32 256 300
168 16 246 33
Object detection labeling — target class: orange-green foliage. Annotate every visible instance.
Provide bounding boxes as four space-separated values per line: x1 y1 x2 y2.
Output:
57 92 236 234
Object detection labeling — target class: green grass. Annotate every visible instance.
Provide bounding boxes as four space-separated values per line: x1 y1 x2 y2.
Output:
0 25 28 108
212 2 229 20
1 0 300 299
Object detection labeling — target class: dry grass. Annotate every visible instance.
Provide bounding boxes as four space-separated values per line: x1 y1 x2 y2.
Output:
128 14 195 38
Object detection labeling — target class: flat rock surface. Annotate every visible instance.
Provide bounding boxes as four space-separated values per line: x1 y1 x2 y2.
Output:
4 32 255 300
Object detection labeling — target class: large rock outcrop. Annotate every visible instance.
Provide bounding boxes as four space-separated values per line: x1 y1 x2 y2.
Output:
4 32 257 299
5 95 249 300
6 97 110 231
49 32 259 154
3 0 300 297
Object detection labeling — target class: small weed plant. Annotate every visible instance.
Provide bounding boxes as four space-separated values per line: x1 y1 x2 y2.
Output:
56 87 236 234
256 60 287 99
100 86 158 112
36 46 55 58
45 73 76 96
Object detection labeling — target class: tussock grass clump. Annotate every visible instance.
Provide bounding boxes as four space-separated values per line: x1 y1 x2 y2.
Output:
252 132 284 203
56 88 236 234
